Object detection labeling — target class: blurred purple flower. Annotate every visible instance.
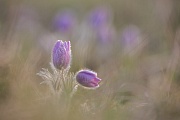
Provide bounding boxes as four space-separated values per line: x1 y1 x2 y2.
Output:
96 26 115 44
76 69 101 88
89 7 111 28
52 40 71 70
53 11 76 33
121 25 142 51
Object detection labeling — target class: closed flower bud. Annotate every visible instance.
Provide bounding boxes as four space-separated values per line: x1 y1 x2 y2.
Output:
52 40 71 70
76 70 101 89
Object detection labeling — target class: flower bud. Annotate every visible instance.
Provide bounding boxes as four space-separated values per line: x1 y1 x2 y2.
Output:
76 70 101 88
52 40 71 70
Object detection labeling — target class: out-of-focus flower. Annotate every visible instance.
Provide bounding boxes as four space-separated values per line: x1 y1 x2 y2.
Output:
76 69 101 88
52 40 71 70
53 10 76 33
96 25 115 44
121 25 142 53
89 7 111 28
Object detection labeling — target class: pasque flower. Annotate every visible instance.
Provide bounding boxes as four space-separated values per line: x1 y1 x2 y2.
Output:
96 25 115 44
76 70 101 88
53 11 75 33
38 39 101 99
121 25 141 49
120 25 147 56
52 40 71 70
89 7 109 28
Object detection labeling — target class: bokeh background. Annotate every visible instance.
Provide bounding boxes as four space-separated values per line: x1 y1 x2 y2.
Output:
1 0 180 120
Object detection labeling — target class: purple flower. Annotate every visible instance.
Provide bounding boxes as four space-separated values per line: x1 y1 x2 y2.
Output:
52 40 71 70
76 70 101 88
96 26 115 44
89 7 111 28
53 11 75 33
121 25 141 51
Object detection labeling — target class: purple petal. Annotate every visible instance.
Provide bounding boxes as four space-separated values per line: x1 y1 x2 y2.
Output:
93 77 101 83
79 70 97 77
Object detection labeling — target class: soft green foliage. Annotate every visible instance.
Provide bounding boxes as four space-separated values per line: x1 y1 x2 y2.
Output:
37 63 78 97
0 0 180 120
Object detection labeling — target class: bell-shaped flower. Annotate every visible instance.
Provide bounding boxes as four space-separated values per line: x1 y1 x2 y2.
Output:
76 69 101 89
52 40 71 70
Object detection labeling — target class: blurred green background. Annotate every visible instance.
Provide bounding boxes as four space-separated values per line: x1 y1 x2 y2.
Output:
0 0 180 120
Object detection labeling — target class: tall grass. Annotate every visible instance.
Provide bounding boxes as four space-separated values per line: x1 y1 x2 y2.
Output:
0 0 180 120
